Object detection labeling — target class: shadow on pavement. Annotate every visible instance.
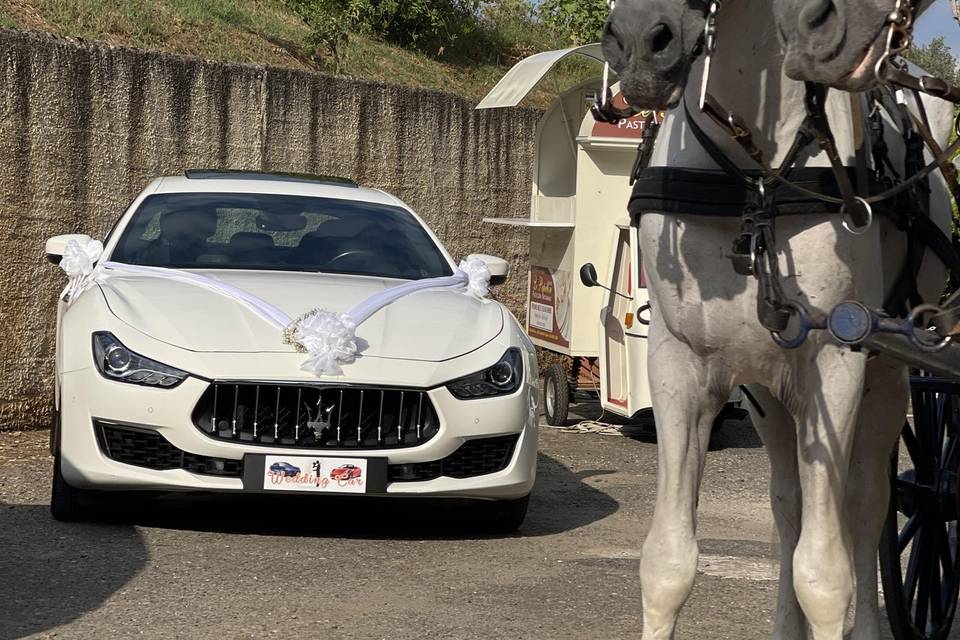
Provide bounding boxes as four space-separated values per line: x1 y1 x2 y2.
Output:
709 414 763 451
52 451 619 542
0 504 148 640
560 398 762 451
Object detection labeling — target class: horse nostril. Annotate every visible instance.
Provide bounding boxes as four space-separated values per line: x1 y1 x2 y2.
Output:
602 20 628 69
604 21 625 55
799 0 838 32
650 23 674 54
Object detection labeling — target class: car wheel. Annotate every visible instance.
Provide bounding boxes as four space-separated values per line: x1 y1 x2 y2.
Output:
478 495 530 533
50 454 99 522
543 362 570 426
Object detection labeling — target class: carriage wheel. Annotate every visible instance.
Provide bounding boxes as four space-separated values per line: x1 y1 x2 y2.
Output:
880 375 960 640
543 362 570 426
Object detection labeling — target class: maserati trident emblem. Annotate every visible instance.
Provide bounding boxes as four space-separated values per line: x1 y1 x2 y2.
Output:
306 401 336 436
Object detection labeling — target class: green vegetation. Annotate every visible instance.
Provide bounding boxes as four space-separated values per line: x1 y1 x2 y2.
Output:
0 0 600 105
539 0 608 45
903 37 960 226
905 36 960 88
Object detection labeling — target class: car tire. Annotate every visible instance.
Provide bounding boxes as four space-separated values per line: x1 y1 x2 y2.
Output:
479 495 530 533
50 454 99 522
543 362 570 426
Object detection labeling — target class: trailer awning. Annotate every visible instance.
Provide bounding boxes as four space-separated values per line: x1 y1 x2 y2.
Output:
476 44 606 109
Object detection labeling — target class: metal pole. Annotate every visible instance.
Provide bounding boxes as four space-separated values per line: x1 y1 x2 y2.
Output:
863 333 960 379
601 0 616 107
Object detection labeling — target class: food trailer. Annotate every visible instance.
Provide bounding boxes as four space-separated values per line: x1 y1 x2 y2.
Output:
477 45 662 426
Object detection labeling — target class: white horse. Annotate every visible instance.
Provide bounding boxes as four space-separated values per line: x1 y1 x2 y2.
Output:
601 0 954 638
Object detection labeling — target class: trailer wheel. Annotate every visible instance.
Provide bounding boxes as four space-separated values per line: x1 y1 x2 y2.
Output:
543 362 570 426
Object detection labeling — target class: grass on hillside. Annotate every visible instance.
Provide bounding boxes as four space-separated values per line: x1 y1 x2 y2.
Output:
0 0 596 106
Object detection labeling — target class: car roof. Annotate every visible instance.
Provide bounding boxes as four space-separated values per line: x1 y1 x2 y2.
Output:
152 174 403 208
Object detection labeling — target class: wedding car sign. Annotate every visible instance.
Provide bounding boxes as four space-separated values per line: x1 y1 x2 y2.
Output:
57 239 491 377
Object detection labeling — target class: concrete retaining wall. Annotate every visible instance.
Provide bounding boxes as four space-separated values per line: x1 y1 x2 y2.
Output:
0 29 538 431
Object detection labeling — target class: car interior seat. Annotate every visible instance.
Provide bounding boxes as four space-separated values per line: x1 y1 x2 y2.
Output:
228 232 275 264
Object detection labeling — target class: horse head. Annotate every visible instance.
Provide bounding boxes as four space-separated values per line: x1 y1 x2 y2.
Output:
775 0 934 90
602 0 709 109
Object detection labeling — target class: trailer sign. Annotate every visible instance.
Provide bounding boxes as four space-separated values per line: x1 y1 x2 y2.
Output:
590 95 664 139
530 301 554 332
529 266 570 348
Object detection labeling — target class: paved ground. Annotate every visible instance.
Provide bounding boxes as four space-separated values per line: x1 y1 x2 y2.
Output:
0 408 927 640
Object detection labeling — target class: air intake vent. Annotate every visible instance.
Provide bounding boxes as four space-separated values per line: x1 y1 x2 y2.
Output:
95 421 242 477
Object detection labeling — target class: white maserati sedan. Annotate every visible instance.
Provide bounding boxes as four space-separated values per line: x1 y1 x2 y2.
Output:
45 170 539 529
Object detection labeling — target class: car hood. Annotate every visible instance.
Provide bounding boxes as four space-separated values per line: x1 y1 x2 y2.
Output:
98 270 504 361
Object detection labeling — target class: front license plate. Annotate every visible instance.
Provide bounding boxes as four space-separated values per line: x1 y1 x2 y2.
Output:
242 454 388 494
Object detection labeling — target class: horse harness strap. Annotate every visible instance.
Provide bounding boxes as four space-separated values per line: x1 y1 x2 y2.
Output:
634 77 960 349
600 0 960 354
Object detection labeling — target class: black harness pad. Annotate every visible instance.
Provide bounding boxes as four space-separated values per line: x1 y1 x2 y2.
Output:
627 167 892 221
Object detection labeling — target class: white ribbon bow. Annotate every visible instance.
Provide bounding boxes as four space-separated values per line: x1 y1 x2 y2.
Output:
289 258 492 376
59 238 104 303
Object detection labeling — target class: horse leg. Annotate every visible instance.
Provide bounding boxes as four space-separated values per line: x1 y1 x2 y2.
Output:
789 347 868 640
640 326 728 640
846 358 909 640
743 386 806 639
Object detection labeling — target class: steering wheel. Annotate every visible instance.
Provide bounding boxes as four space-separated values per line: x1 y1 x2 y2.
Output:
326 249 379 268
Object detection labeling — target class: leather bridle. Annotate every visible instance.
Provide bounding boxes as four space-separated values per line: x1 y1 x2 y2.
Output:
595 0 960 367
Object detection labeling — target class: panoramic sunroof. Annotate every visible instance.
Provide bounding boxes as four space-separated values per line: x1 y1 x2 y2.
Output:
184 169 358 188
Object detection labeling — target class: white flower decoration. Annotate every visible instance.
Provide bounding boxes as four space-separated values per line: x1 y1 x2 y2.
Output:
61 239 103 278
458 257 491 299
59 238 104 304
291 311 359 376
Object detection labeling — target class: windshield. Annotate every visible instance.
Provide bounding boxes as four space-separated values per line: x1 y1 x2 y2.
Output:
110 193 453 279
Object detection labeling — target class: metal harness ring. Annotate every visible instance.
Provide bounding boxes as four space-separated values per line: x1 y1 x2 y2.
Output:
841 197 874 235
771 301 812 350
907 303 953 352
874 0 915 83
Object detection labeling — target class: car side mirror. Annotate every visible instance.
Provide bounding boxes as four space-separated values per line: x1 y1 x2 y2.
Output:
580 263 599 288
467 254 510 286
45 234 93 265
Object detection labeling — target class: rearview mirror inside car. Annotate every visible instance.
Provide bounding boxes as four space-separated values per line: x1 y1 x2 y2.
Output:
256 213 307 232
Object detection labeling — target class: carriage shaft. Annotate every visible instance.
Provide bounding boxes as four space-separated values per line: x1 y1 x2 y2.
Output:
864 333 960 379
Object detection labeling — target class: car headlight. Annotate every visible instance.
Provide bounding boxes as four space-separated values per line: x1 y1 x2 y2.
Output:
446 348 524 399
92 332 189 388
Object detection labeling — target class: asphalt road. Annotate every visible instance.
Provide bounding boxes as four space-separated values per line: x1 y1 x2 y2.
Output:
0 411 923 640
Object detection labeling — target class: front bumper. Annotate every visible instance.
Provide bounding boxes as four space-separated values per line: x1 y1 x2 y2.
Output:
59 365 538 501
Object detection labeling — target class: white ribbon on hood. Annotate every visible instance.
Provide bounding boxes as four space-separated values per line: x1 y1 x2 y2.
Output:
290 257 491 375
57 238 492 377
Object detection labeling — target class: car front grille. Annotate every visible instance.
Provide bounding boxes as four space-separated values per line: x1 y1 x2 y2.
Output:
95 421 242 477
387 435 519 482
192 383 441 450
95 422 517 483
